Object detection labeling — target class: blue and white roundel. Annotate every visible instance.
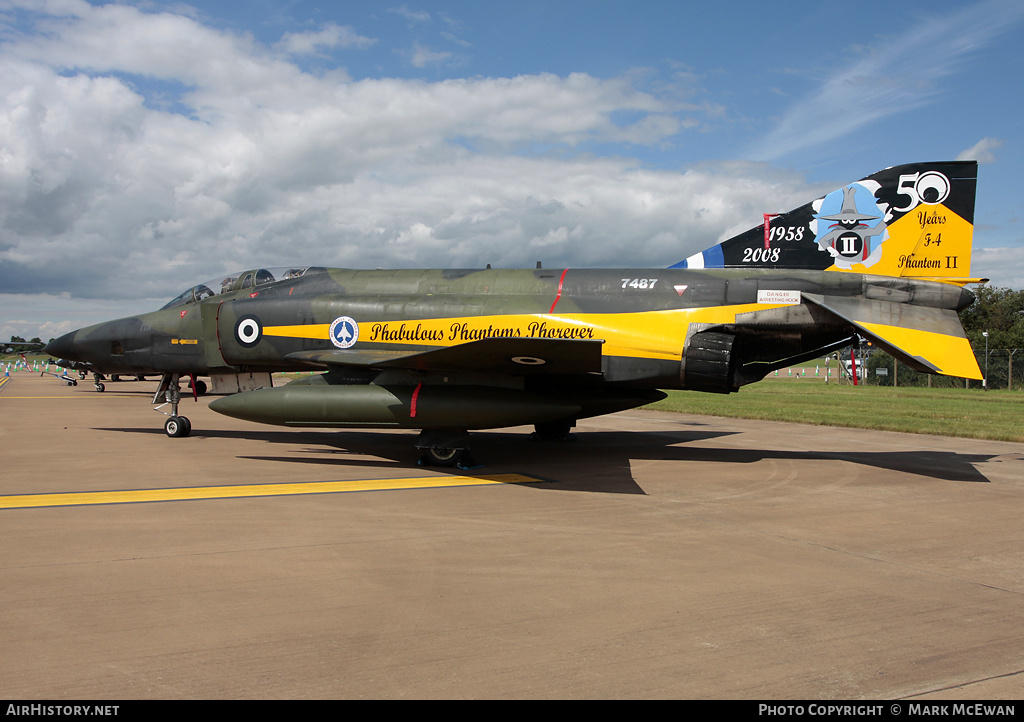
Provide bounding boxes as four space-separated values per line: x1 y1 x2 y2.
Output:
329 316 359 349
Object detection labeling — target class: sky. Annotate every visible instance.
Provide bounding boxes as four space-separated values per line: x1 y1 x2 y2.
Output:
2 0 1024 341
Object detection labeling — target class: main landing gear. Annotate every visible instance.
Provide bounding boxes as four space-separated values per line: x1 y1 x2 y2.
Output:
529 419 576 443
415 429 477 468
414 420 576 467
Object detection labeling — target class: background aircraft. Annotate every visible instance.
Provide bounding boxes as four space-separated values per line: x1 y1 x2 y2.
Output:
3 340 44 354
45 161 983 465
47 358 157 392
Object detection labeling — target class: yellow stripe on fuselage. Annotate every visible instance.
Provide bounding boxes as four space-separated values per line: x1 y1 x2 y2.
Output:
263 324 332 338
263 304 790 361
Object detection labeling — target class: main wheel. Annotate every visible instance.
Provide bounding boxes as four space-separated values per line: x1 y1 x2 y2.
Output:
531 420 575 442
423 446 460 467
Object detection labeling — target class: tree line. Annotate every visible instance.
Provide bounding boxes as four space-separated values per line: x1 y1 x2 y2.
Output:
866 285 1024 389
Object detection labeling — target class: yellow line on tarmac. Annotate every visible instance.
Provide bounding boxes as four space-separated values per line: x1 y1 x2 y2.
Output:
0 396 100 399
0 474 545 509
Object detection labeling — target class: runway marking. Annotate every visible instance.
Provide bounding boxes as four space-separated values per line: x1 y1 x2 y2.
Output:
0 377 9 393
0 473 546 509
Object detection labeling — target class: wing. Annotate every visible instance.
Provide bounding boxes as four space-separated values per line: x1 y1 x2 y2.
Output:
214 337 614 431
286 337 604 375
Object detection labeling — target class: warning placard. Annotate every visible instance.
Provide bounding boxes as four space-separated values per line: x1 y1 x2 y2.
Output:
757 289 801 305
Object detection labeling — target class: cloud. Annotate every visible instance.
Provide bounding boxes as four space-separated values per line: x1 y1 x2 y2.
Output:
973 247 1024 290
956 137 1004 164
276 23 376 56
749 0 1024 162
0 1 816 338
1 292 158 342
408 42 454 68
389 5 431 24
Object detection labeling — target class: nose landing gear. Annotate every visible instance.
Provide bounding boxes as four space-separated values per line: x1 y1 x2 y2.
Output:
164 415 191 437
154 373 192 437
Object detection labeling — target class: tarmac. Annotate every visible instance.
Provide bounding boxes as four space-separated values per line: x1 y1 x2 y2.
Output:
1 371 1023 699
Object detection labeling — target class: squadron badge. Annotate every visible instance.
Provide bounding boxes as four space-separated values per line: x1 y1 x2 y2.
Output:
329 316 359 349
812 183 889 269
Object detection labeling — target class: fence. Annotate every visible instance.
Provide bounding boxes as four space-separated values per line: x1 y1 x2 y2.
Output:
861 349 1022 389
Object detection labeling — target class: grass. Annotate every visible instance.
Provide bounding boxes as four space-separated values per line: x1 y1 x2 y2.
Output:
646 379 1024 443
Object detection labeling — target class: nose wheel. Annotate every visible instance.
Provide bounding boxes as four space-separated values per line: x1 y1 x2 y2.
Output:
164 416 191 437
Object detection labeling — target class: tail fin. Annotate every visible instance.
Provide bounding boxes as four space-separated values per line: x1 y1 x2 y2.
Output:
672 161 979 282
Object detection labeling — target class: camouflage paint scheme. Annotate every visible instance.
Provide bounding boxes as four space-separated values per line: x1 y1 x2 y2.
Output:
44 161 983 460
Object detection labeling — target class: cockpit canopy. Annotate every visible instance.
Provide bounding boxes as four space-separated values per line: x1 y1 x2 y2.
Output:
160 267 310 310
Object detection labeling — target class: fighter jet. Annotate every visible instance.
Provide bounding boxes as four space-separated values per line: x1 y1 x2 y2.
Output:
45 161 984 465
46 358 157 392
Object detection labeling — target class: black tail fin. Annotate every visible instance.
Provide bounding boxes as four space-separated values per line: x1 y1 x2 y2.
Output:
671 161 978 281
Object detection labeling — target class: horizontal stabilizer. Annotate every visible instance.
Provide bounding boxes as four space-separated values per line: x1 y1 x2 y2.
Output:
287 337 604 375
803 294 982 379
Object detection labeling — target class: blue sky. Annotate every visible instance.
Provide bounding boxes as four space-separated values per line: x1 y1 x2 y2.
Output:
2 0 1023 340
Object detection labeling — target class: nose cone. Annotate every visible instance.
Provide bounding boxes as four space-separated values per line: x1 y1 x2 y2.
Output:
43 331 81 361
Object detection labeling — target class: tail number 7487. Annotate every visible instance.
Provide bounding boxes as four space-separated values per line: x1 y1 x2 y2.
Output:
622 278 658 289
